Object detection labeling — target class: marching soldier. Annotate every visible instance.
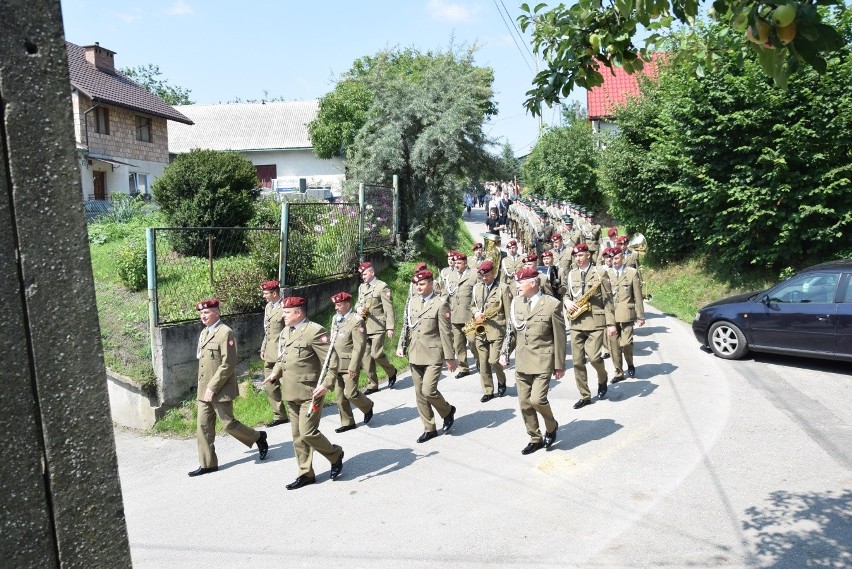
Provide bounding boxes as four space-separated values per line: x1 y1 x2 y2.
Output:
264 297 344 490
500 267 565 455
190 298 268 477
470 260 511 401
471 243 487 270
259 280 288 427
501 239 523 286
549 233 572 269
436 250 456 297
328 292 375 433
540 250 563 299
584 212 603 264
446 252 479 377
356 262 398 394
563 244 617 409
607 248 645 382
396 270 458 443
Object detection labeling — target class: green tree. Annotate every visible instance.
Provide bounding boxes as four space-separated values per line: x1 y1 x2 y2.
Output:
121 64 194 106
492 142 522 181
599 18 852 275
518 1 846 113
152 150 260 256
325 46 497 253
521 112 601 210
308 80 372 159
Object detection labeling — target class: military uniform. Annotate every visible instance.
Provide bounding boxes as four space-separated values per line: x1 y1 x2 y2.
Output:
196 322 262 469
501 252 523 286
446 265 479 374
564 264 616 402
260 298 288 423
583 223 602 264
471 278 511 397
607 264 645 381
357 278 397 391
329 310 374 428
271 319 343 479
510 293 566 445
398 293 456 434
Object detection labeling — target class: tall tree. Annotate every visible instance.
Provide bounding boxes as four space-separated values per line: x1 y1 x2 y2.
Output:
121 64 194 106
493 142 522 182
314 46 497 253
599 16 852 275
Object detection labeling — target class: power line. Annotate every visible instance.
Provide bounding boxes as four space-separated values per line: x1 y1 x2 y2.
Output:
491 0 534 73
498 0 536 64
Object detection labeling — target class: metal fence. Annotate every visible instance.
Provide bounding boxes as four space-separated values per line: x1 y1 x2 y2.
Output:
281 201 360 287
361 183 396 254
148 227 280 325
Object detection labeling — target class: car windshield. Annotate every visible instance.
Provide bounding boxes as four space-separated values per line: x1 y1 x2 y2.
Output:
767 272 839 304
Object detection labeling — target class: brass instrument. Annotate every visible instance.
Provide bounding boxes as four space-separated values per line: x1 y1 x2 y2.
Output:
627 233 647 254
462 304 501 336
481 232 502 276
356 296 374 320
565 280 601 321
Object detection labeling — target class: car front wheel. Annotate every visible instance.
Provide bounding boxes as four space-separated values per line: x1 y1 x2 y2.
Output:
708 321 749 360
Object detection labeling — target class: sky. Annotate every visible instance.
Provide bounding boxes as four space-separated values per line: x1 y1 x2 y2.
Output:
59 0 586 157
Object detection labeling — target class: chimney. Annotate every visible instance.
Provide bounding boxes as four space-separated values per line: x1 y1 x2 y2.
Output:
83 42 116 73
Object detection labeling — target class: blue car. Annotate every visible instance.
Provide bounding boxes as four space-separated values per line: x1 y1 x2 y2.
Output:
692 260 852 362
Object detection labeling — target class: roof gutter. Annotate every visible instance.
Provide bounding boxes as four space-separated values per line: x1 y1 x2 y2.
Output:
82 102 100 150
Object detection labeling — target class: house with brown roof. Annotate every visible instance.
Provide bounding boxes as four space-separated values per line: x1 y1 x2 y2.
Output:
586 53 663 136
168 101 345 195
66 41 193 202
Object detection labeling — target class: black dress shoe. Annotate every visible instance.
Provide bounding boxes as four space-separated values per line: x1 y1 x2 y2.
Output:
335 424 356 433
455 370 470 378
480 393 494 403
497 384 507 397
188 466 218 477
363 406 374 425
442 405 456 433
256 431 269 460
266 417 289 427
330 451 344 480
611 375 626 384
285 475 316 490
364 387 379 395
602 352 610 359
627 366 636 378
417 431 438 443
573 398 592 409
597 384 608 399
521 441 544 455
544 424 558 448
387 373 397 388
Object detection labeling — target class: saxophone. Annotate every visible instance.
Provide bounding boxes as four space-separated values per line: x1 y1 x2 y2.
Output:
565 280 601 321
462 304 502 336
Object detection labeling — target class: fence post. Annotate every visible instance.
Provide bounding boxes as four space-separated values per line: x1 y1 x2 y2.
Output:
208 233 214 286
280 201 290 286
392 174 399 241
358 182 366 261
146 227 158 330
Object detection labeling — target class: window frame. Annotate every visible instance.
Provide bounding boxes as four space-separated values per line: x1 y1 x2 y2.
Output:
134 115 152 143
94 107 109 135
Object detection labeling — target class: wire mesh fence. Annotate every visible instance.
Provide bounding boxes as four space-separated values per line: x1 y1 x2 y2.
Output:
362 184 395 252
152 227 279 325
284 202 360 287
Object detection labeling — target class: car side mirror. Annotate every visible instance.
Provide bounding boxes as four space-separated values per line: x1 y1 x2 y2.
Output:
761 295 772 305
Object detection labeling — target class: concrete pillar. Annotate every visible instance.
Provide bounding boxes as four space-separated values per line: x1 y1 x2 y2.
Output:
0 1 133 566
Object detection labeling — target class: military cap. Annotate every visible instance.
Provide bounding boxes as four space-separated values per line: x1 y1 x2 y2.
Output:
282 296 307 308
515 267 539 281
330 292 352 304
411 269 434 283
477 260 494 273
195 298 219 311
572 243 590 255
260 280 279 290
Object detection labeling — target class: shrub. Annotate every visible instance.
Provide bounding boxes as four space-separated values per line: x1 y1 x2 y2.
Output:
117 239 147 291
152 149 260 257
213 256 271 313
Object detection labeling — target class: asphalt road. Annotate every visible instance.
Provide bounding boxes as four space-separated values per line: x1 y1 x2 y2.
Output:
113 208 851 568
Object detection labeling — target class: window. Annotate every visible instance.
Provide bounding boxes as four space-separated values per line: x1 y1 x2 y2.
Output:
128 173 149 195
770 273 839 304
135 115 152 143
94 107 109 135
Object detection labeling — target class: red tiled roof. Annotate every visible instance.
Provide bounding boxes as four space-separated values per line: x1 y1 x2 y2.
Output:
586 53 663 120
66 42 193 125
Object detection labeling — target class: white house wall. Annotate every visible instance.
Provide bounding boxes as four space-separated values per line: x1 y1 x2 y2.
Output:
243 149 344 178
78 155 168 201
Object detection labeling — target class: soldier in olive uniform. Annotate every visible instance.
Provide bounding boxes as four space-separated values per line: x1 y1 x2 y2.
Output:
328 292 375 433
471 243 487 270
584 213 603 265
500 268 565 455
563 244 617 409
446 252 479 377
470 260 512 401
356 262 397 394
549 233 571 270
264 296 344 490
607 248 645 382
396 270 458 443
501 239 523 286
259 280 289 427
190 299 268 477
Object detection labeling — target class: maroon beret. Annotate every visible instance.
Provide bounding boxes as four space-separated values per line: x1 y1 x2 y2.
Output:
454 252 468 261
610 246 624 256
550 233 562 241
282 296 306 308
608 226 618 238
522 253 538 263
446 250 457 258
572 243 590 255
411 269 434 283
330 291 352 303
473 243 483 251
515 267 539 281
601 247 613 258
195 298 219 311
260 280 279 291
358 261 372 272
541 250 553 258
507 239 518 247
415 262 427 271
616 235 629 245
477 260 494 273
